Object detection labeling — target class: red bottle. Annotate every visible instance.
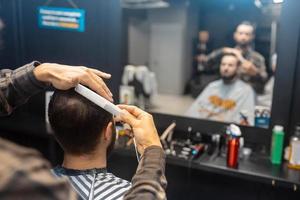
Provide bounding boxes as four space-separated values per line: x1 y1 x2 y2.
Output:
227 137 240 168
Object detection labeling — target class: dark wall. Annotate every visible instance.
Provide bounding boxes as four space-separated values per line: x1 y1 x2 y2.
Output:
0 0 124 118
17 0 123 95
0 0 20 68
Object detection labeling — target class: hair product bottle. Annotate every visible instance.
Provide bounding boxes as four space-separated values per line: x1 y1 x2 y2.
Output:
271 125 285 165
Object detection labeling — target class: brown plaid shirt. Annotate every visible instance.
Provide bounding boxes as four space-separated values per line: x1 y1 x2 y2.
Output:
0 61 49 116
0 62 167 199
0 62 77 199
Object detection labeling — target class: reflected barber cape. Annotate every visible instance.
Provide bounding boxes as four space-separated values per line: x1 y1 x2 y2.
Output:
185 79 255 126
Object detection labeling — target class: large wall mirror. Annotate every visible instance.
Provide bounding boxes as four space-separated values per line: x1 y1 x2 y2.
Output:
123 0 283 129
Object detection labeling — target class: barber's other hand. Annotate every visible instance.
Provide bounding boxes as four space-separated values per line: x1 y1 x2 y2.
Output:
33 63 113 101
241 60 258 76
196 54 208 63
223 48 245 61
116 105 162 154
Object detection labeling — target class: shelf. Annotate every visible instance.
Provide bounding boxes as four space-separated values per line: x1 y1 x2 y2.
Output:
1 114 300 191
113 148 300 190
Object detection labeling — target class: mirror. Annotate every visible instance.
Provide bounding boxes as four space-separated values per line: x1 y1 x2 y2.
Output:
123 0 283 128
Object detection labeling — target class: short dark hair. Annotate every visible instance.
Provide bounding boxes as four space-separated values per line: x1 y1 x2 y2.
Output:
237 21 256 33
221 53 241 66
48 89 112 155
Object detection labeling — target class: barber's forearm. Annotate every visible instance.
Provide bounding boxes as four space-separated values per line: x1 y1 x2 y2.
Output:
0 61 49 116
123 146 167 200
248 69 268 94
13 61 50 93
206 48 223 66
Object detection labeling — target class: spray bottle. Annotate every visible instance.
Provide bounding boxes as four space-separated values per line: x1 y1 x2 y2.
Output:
227 124 242 168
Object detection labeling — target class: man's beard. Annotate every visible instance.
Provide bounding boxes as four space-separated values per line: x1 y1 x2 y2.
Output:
106 121 116 158
221 73 237 84
237 41 250 49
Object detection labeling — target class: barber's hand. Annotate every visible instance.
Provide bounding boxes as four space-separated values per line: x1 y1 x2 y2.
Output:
116 105 162 154
223 47 245 62
33 63 113 101
241 60 258 76
196 54 208 63
223 47 236 54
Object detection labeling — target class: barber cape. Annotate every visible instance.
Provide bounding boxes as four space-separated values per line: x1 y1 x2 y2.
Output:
52 167 131 200
185 79 255 125
256 76 274 108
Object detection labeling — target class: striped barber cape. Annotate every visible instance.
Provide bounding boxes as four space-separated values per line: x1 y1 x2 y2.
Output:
52 166 131 200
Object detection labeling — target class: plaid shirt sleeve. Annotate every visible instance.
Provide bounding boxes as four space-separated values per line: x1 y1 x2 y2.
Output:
0 61 49 116
245 52 268 94
123 146 167 200
206 48 224 64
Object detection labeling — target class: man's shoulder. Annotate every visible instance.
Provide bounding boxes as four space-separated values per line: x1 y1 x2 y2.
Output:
0 138 75 199
0 137 50 170
236 80 254 93
52 168 131 200
249 50 265 61
206 79 222 88
52 167 130 184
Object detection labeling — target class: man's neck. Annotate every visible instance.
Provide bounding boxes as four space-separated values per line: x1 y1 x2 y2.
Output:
236 45 251 53
222 77 238 85
62 150 107 170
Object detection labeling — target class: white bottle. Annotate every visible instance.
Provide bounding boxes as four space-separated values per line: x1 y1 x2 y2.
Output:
288 126 300 170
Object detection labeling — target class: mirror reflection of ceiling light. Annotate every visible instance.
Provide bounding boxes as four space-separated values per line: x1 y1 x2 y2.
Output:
254 0 263 8
273 0 284 4
121 0 169 9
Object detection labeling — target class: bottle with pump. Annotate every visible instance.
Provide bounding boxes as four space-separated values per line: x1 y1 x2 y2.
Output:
288 125 300 169
271 125 285 165
227 124 241 168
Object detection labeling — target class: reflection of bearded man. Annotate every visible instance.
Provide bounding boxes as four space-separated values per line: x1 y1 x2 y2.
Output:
219 53 240 84
234 22 255 49
186 52 255 125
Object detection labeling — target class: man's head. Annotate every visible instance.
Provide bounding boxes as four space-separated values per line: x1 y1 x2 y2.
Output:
48 89 115 156
198 30 210 43
220 53 240 83
234 21 255 48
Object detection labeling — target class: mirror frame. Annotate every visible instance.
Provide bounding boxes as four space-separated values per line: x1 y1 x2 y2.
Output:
269 0 300 145
146 0 299 149
152 1 300 150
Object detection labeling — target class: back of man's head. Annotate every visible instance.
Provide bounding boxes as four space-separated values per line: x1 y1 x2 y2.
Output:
48 89 112 155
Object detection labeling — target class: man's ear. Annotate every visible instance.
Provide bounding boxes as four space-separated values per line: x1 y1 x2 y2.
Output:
103 122 113 142
233 31 238 41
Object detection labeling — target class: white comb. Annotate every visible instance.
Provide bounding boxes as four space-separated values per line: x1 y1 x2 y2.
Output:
75 84 122 116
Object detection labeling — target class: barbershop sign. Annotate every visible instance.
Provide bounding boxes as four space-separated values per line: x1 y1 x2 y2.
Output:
38 6 85 32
